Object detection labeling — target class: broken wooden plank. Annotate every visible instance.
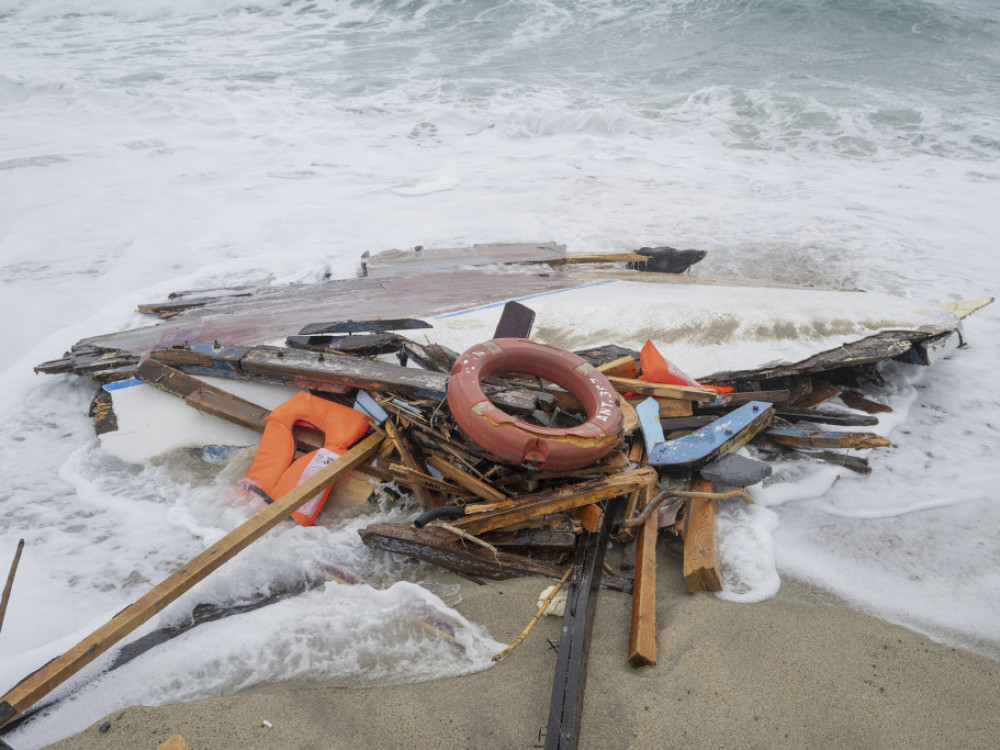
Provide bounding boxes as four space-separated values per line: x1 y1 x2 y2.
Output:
545 497 623 750
792 379 841 409
838 391 892 414
772 407 879 427
628 509 658 667
595 355 639 379
765 428 892 450
683 477 722 593
625 396 693 418
135 358 326 451
0 433 384 730
648 401 774 471
493 300 535 338
606 375 716 402
151 344 542 416
425 455 507 503
450 468 658 537
358 523 568 581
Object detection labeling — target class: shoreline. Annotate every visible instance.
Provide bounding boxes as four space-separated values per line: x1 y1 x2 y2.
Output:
40 540 999 750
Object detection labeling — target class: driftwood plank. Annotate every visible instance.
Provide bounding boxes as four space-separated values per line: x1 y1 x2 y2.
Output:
765 428 891 450
0 433 384 730
607 376 715 402
683 477 722 593
450 468 658 537
628 508 658 667
792 380 841 409
358 523 567 581
425 455 507 503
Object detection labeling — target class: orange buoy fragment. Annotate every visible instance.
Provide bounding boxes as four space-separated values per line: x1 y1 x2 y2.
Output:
447 338 623 470
242 391 371 526
638 340 733 394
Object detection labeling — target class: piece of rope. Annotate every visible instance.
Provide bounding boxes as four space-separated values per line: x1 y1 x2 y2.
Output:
491 565 573 662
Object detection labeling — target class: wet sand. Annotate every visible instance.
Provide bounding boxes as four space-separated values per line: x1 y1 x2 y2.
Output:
46 541 999 750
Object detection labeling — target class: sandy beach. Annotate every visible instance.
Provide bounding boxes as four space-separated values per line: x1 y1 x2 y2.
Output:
44 539 999 750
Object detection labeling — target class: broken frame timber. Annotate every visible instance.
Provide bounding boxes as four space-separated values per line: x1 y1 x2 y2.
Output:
544 497 624 750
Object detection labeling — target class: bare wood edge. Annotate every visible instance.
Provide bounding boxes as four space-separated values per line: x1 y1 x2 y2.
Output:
0 539 25 637
628 509 658 667
607 376 715 402
683 477 722 593
425 455 507 503
0 433 384 729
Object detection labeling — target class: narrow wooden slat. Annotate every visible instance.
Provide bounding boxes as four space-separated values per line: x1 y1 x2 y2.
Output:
425 455 507 503
0 433 384 729
595 355 639 379
628 508 658 667
451 468 658 537
606 376 715 402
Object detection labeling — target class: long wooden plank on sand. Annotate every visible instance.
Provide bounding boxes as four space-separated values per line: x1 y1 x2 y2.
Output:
0 432 384 729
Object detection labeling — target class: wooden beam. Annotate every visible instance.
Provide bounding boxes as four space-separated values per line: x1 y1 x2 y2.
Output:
765 428 891 450
628 508 658 667
358 523 568 581
595 355 638 379
0 433 384 729
606 376 716 402
683 477 722 593
425 455 507 503
450 468 658 537
792 379 841 409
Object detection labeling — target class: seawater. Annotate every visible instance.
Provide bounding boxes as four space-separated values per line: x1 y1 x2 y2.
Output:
1 0 999 746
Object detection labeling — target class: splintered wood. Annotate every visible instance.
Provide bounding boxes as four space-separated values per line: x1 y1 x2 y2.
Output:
17 241 970 729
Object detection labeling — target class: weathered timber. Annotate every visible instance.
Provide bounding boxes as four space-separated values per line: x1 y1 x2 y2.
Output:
765 428 892 450
298 319 432 335
358 523 568 581
791 379 841 409
151 344 542 416
838 391 893 414
628 508 658 667
937 297 994 319
707 330 929 383
595 355 638 379
545 497 623 750
386 464 469 497
425 455 507 503
0 433 384 730
0 540 25 637
385 420 437 511
703 389 792 406
683 477 722 593
286 332 402 357
135 358 328 452
800 449 872 474
450 468 658 537
626 396 693 418
772 407 879 427
648 401 774 471
493 300 536 338
606 376 716 402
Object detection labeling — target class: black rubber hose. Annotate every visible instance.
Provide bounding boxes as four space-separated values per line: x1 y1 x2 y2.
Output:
413 505 466 529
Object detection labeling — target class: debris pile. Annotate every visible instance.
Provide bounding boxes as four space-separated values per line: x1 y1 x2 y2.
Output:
6 242 990 742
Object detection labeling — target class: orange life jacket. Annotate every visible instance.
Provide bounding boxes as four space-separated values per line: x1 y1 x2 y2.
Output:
242 391 371 526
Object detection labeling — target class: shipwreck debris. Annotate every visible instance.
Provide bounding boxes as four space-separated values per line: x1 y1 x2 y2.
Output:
13 242 992 746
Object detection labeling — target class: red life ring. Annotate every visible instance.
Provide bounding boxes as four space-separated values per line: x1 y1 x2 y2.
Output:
446 338 623 470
